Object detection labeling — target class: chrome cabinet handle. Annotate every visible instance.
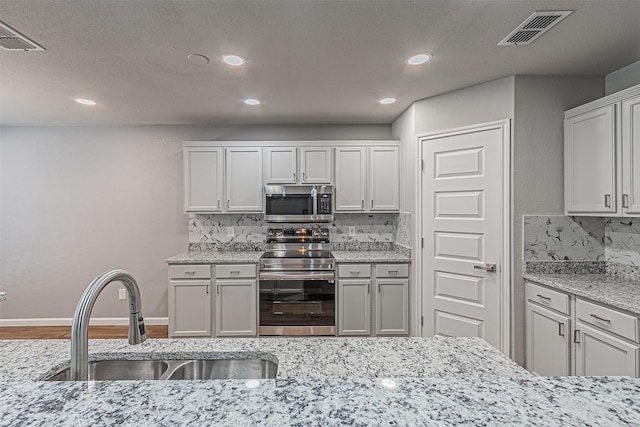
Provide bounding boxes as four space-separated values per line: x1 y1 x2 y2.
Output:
623 194 630 209
367 283 370 293
558 322 564 337
474 264 496 273
217 284 220 294
377 283 380 293
303 172 306 181
227 200 230 209
230 270 240 276
536 294 551 301
604 194 611 208
293 172 296 181
361 200 364 209
350 271 360 276
574 329 580 343
217 200 221 209
590 314 611 323
371 200 374 209
206 284 209 294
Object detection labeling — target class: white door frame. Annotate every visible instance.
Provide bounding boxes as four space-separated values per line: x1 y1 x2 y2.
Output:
415 120 511 355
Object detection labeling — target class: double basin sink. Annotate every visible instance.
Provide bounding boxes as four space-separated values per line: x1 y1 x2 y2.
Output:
45 356 278 381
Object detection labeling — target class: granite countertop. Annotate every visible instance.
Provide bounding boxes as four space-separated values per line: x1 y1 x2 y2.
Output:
331 251 411 263
523 272 640 316
166 251 264 264
1 337 639 425
166 250 411 264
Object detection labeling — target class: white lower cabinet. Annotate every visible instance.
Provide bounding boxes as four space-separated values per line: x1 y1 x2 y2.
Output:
168 265 212 337
575 321 639 376
214 264 258 337
526 280 640 377
168 263 258 338
526 302 570 376
337 263 409 336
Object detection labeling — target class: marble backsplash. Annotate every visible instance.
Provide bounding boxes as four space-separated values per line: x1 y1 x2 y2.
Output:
523 215 640 278
189 212 412 252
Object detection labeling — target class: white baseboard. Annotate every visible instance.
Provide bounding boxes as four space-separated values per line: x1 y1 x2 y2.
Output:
0 317 168 327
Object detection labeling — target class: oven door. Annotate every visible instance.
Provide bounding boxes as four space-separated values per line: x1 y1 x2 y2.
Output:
259 276 335 336
264 194 315 222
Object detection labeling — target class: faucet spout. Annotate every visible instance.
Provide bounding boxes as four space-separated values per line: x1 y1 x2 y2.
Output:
70 269 146 381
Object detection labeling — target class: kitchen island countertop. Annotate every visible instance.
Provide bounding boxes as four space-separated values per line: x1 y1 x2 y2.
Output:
1 337 640 425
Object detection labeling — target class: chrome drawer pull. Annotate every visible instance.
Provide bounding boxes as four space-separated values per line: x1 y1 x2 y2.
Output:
184 271 196 276
350 271 360 276
536 294 551 301
590 314 611 323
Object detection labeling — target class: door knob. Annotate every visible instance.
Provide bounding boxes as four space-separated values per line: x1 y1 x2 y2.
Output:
473 264 496 272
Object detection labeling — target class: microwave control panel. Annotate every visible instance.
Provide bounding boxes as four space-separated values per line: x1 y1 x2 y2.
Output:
318 193 332 214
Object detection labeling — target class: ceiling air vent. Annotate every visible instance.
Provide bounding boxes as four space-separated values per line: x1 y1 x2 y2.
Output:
0 21 45 51
498 11 572 46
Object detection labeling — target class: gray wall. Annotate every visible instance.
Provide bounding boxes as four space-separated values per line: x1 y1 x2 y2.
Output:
605 60 640 95
512 75 604 364
0 124 391 322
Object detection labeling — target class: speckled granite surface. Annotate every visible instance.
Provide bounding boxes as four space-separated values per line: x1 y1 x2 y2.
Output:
523 272 640 316
0 337 527 382
166 251 263 264
2 376 639 426
332 251 411 263
1 338 639 425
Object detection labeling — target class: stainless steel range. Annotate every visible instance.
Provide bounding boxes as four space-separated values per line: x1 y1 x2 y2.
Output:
259 227 336 336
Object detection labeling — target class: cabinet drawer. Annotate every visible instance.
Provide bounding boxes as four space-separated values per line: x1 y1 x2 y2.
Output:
526 282 570 315
338 264 371 278
576 298 639 342
168 264 211 279
375 264 408 278
215 264 256 279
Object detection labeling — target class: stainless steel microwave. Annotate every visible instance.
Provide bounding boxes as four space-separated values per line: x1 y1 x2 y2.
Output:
264 185 333 223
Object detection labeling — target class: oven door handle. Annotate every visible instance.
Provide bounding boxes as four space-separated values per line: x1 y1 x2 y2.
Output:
259 271 336 281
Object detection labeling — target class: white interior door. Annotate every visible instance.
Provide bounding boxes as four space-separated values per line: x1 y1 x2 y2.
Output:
421 122 507 350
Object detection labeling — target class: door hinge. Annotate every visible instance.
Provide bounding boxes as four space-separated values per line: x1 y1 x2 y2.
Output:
421 316 424 327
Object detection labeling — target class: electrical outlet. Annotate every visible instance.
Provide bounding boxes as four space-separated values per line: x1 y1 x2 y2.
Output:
118 289 126 300
227 227 234 237
348 226 356 237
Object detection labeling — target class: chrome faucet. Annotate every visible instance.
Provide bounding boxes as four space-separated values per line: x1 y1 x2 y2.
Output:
70 269 146 381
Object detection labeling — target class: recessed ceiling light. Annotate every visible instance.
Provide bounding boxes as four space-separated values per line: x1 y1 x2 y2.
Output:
243 98 261 106
74 98 97 106
223 54 245 66
379 98 397 105
187 53 209 65
407 53 432 65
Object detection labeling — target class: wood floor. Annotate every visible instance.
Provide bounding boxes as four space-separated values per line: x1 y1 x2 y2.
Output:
0 325 168 340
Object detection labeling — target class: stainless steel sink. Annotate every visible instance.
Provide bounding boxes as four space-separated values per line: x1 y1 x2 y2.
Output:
44 356 278 381
45 360 169 381
166 359 278 380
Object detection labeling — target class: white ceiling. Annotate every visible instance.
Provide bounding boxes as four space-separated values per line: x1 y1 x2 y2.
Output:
0 0 639 126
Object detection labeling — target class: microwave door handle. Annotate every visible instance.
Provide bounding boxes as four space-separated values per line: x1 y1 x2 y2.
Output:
312 193 318 216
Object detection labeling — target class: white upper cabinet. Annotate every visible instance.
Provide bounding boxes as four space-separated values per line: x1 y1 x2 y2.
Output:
300 147 332 184
183 147 224 212
369 146 400 211
565 84 640 217
335 146 400 212
564 104 617 215
264 147 298 184
622 94 640 215
264 146 333 185
226 147 263 212
335 147 367 211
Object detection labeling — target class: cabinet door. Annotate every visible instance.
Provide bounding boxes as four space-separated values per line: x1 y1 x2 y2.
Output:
264 147 297 184
169 280 212 337
300 147 332 184
622 95 640 216
215 279 257 336
369 147 400 211
226 147 263 212
183 147 224 212
375 278 408 335
565 104 617 214
526 302 570 376
338 279 371 335
575 321 639 377
334 147 366 211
